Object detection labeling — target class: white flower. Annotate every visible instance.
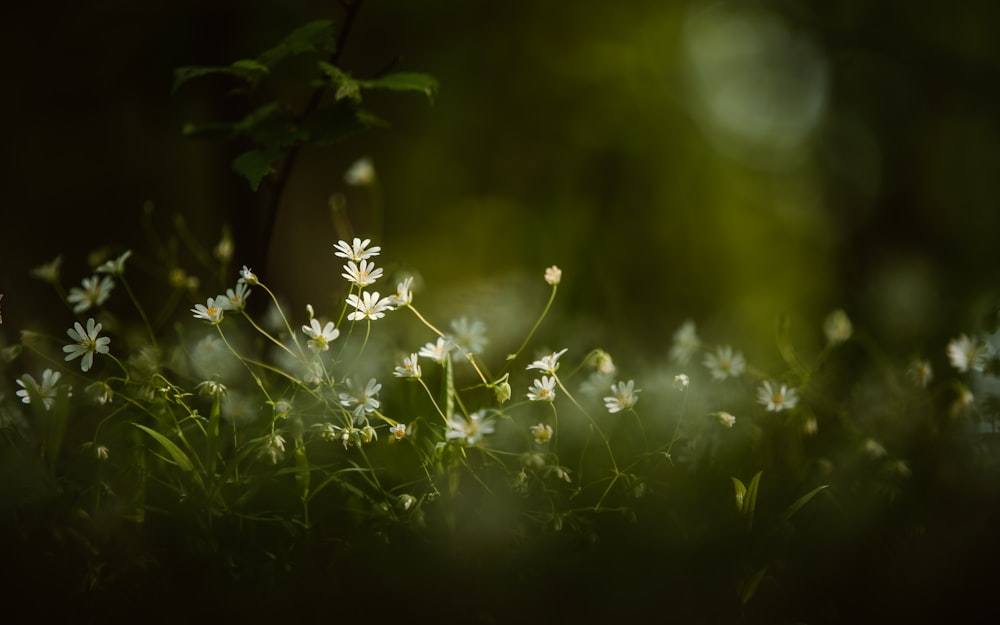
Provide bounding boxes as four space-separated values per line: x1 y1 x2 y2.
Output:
238 265 259 285
390 423 407 440
262 432 287 465
589 350 616 376
863 438 887 459
338 378 382 418
196 380 227 396
389 276 414 307
527 376 557 402
302 318 340 352
947 334 988 373
346 291 391 321
757 380 799 412
344 157 376 186
341 259 383 287
669 320 701 365
67 275 115 313
191 297 225 324
31 255 63 283
446 410 495 445
531 423 553 445
544 265 562 285
63 318 111 372
95 250 133 276
907 359 933 388
333 238 380 262
674 374 690 390
604 380 641 413
715 411 736 428
449 317 488 355
702 345 746 381
218 281 251 312
15 369 65 409
418 337 451 364
393 353 422 379
823 309 853 345
526 348 568 375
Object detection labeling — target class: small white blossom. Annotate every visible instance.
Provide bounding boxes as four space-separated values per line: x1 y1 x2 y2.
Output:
393 353 422 379
544 265 562 285
907 359 933 388
449 317 488 355
67 275 115 313
604 380 640 413
389 276 414 307
238 265 259 285
333 238 380 262
341 259 383 287
947 334 988 373
63 318 111 372
702 345 746 381
191 297 225 324
527 376 557 402
389 423 407 440
863 438 887 459
590 350 616 376
261 432 287 465
418 337 451 364
31 255 63 283
302 318 340 352
344 157 376 186
338 378 382 418
674 374 690 391
218 282 251 312
526 348 568 375
757 380 799 412
16 369 66 409
346 291 391 321
715 411 736 428
531 423 553 445
823 309 853 345
669 320 701 365
446 410 495 445
95 250 133 276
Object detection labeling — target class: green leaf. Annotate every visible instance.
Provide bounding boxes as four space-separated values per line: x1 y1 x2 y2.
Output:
744 470 762 531
299 102 386 146
359 72 439 103
258 20 337 68
731 477 746 511
739 566 768 606
134 423 195 472
172 61 267 93
779 484 829 526
232 146 282 191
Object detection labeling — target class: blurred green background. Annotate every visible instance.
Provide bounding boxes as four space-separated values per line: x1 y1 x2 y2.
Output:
2 0 1000 365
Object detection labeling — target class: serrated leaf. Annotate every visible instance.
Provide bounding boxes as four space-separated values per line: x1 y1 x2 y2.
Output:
359 72 439 103
298 102 384 146
258 20 337 68
232 146 283 191
134 423 195 472
172 62 267 93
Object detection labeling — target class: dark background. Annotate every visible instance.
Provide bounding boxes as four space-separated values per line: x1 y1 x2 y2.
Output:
2 0 1000 371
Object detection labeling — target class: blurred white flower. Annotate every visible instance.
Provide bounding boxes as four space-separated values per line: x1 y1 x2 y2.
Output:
15 369 66 409
702 345 746 381
604 380 640 413
531 423 554 445
669 320 701 365
449 317 488 355
344 157 376 186
446 410 495 445
907 359 933 388
674 374 690 391
95 250 133 277
544 265 562 285
757 380 798 412
67 275 114 313
418 338 451 365
715 411 736 428
947 334 988 373
823 309 853 345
